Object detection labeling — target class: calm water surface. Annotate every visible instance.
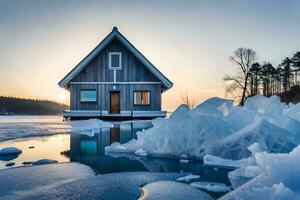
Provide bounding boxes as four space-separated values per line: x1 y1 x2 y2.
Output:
0 116 232 198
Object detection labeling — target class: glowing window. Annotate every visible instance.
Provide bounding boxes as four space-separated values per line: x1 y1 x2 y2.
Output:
134 91 150 105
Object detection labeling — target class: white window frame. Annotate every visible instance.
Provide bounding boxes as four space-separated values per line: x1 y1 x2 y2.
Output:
109 52 122 70
80 90 97 103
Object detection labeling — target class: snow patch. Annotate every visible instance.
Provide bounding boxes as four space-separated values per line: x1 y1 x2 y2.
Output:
139 181 214 200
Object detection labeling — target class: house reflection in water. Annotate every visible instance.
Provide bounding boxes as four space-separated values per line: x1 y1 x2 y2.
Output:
69 122 153 174
69 121 232 195
110 127 120 144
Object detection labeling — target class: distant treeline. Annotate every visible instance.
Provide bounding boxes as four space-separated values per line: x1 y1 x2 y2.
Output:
0 96 69 115
224 48 300 105
248 51 300 97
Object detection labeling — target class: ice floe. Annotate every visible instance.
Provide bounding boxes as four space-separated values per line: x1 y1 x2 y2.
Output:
0 147 22 155
22 161 33 165
176 174 200 182
32 159 58 165
5 162 15 167
190 181 231 192
179 159 189 163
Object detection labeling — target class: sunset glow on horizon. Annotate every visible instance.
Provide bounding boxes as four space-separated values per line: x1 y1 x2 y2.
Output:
1 0 300 111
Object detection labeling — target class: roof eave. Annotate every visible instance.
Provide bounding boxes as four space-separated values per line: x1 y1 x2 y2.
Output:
57 27 173 90
114 31 173 89
58 31 117 88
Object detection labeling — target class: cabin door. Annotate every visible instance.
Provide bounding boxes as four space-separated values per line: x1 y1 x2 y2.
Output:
110 91 120 114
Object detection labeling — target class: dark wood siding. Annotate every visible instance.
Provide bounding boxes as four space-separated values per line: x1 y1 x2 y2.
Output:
70 83 161 111
69 37 162 112
71 38 160 82
70 84 99 110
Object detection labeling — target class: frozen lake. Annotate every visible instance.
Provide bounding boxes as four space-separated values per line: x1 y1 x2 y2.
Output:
0 115 232 198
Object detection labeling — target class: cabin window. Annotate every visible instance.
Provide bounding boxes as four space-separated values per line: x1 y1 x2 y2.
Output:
134 91 150 105
109 52 122 69
80 90 97 102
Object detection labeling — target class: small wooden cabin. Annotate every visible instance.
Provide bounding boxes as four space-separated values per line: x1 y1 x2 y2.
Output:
59 27 173 120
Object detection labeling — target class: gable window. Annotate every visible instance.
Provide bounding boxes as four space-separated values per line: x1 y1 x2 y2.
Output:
80 90 97 102
134 91 150 105
109 52 122 69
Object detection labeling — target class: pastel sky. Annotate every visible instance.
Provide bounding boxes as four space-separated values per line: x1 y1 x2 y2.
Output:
1 0 300 111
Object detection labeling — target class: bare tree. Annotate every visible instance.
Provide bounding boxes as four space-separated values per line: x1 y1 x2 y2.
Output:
180 92 196 109
224 48 256 106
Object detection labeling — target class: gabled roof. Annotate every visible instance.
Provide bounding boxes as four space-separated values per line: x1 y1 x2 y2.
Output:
58 27 173 90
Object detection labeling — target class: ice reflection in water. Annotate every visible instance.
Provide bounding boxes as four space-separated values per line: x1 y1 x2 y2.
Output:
70 121 232 198
70 122 152 173
70 122 231 177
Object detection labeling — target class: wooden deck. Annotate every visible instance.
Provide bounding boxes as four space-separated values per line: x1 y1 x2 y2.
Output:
63 110 166 120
